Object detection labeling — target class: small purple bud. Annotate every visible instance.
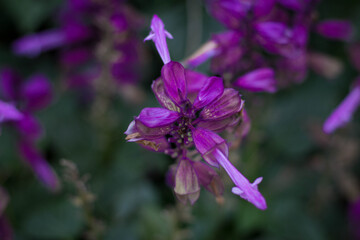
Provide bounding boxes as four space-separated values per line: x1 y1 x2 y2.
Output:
174 159 200 205
255 22 292 45
234 68 277 93
316 20 353 41
21 74 52 112
185 41 219 68
145 15 173 64
323 79 360 134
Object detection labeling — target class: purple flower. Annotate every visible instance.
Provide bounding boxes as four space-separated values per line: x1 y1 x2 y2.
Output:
316 20 353 41
144 15 173 64
234 68 277 93
0 68 59 191
323 78 360 134
126 15 266 209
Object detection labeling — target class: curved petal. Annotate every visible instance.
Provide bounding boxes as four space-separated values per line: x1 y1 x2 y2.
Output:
18 141 60 191
234 68 277 93
193 76 224 109
191 127 228 168
200 88 243 120
151 78 180 112
161 62 187 105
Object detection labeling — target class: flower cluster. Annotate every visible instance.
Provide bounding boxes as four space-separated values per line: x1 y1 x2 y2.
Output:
0 68 59 191
185 0 352 91
125 15 266 210
13 0 144 95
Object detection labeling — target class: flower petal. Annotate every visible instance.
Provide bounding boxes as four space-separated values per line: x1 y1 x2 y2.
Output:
200 88 243 120
144 15 173 64
0 100 23 123
234 68 277 93
12 30 65 57
193 76 224 109
151 78 180 112
316 20 353 41
136 107 180 128
192 127 228 167
0 68 21 101
21 74 52 112
15 113 42 140
323 81 360 134
213 148 267 210
18 141 60 191
193 161 224 198
161 62 187 105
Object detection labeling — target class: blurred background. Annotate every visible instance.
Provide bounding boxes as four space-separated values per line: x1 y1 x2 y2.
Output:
0 0 360 239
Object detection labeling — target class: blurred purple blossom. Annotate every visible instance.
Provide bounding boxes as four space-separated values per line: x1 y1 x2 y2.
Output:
0 68 59 191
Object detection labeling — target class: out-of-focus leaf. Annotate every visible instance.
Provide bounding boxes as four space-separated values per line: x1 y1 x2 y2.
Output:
21 199 84 239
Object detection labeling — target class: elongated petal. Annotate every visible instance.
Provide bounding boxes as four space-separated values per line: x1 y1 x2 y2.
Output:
193 161 224 197
0 100 23 123
184 41 219 68
137 107 180 128
192 127 228 167
0 68 21 101
144 15 173 64
134 108 180 138
316 20 353 41
15 113 42 140
12 30 65 57
185 70 209 102
18 141 60 191
21 74 52 112
151 78 180 112
197 114 240 132
255 22 292 45
200 88 243 120
234 68 276 93
323 82 360 134
161 62 187 105
193 76 224 109
174 159 200 205
213 148 267 210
